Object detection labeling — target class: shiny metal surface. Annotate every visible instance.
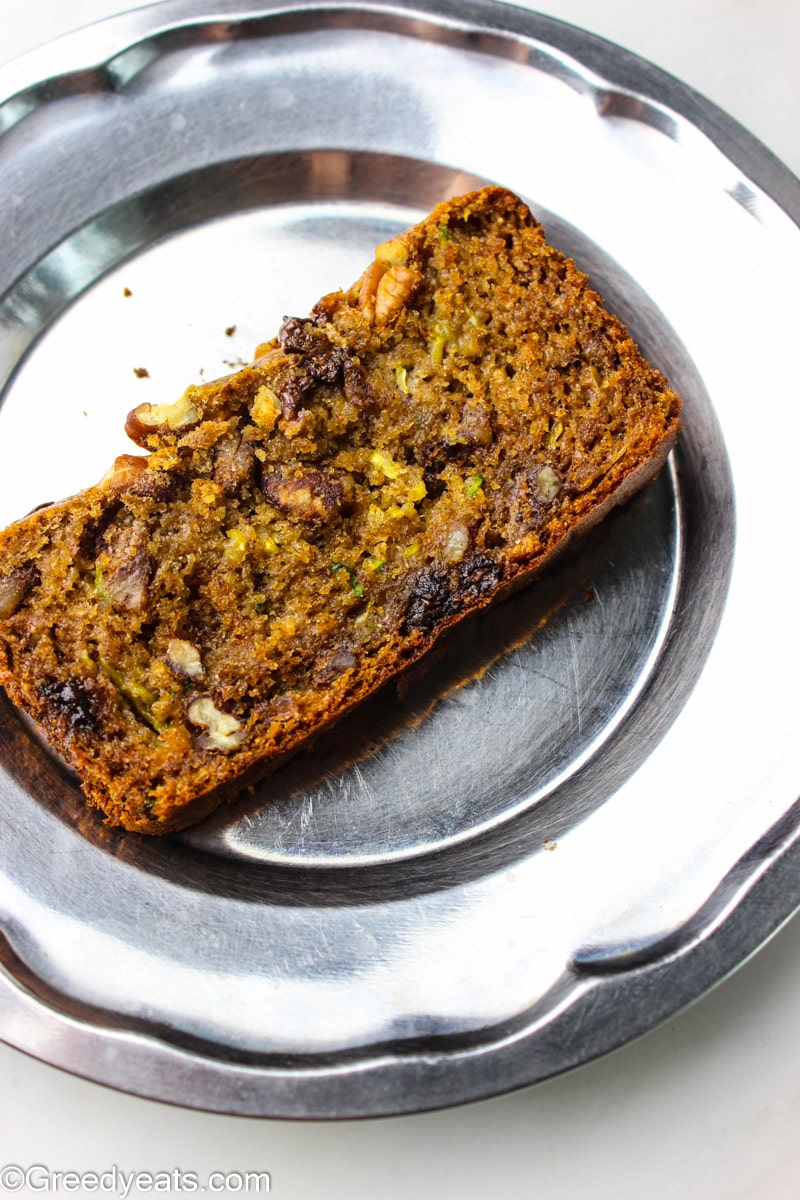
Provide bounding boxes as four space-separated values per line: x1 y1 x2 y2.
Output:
0 0 798 1117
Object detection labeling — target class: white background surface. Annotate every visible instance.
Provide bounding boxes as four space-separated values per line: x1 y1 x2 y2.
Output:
1 2 799 1197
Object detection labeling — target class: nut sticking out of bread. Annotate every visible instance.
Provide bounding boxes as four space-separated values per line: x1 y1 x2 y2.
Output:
0 188 680 834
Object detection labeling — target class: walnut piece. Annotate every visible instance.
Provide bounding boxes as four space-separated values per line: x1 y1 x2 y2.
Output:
125 389 199 443
101 455 175 501
101 455 149 491
164 639 204 681
534 465 562 502
262 471 345 524
187 696 245 752
442 521 470 565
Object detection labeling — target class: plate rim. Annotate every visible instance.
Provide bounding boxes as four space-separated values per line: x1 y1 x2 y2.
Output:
1 0 799 1118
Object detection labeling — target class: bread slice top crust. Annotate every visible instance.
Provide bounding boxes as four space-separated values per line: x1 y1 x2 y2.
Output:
0 187 680 834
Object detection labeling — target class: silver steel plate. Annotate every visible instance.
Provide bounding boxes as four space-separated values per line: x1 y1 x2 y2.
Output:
1 0 799 1118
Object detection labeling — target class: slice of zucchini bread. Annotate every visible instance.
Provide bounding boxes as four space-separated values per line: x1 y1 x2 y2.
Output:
0 187 680 834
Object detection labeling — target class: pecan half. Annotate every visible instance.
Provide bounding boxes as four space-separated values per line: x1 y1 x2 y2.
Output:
357 261 386 325
374 265 422 325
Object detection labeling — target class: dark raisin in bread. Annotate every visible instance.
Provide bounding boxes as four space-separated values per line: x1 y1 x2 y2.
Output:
0 187 680 834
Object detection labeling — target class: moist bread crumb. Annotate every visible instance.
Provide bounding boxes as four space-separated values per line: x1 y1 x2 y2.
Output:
0 187 680 835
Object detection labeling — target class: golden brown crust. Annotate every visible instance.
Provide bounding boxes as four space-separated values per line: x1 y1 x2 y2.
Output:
0 187 680 834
